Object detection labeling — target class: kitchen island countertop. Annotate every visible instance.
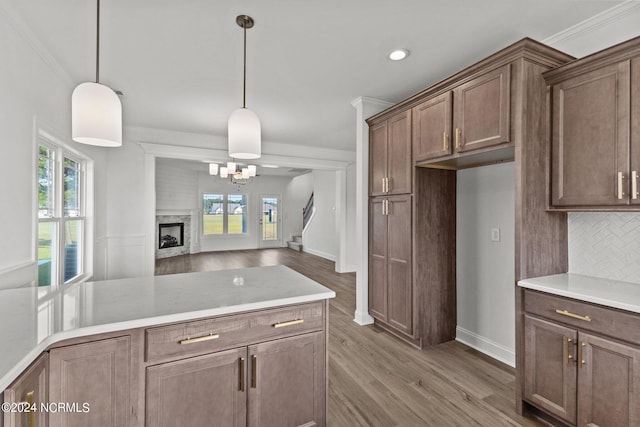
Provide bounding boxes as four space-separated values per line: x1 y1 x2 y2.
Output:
0 265 335 391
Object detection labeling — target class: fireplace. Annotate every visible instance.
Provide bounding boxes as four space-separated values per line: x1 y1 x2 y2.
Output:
158 223 184 249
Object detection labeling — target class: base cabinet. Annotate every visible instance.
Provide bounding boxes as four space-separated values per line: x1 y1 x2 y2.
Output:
523 291 640 427
48 336 131 427
2 353 48 427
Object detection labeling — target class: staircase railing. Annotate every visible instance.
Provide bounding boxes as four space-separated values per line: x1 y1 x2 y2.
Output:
303 192 314 230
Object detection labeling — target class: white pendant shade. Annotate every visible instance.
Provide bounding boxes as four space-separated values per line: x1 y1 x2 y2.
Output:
72 82 122 147
248 165 256 177
209 163 219 175
220 167 229 178
228 108 261 159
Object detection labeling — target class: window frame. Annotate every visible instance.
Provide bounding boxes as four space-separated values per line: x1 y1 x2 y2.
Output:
202 192 249 237
36 133 92 287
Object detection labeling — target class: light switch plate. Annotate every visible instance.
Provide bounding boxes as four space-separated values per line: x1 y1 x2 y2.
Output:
491 228 501 242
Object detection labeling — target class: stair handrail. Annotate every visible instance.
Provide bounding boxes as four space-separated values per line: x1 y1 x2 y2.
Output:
303 192 314 230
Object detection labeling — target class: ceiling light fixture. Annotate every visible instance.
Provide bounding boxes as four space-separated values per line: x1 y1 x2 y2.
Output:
228 15 261 159
209 161 257 186
71 0 122 147
389 49 409 61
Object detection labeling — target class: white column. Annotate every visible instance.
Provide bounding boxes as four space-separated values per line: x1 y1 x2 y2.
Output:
335 168 348 273
351 96 393 325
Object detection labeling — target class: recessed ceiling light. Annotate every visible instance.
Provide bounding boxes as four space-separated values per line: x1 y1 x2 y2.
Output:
389 49 409 61
261 164 279 169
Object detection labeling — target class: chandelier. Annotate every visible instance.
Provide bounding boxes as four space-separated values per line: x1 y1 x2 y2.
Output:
209 161 257 185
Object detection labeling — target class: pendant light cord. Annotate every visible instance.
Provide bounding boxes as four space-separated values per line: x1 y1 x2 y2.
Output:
96 0 100 83
243 24 247 109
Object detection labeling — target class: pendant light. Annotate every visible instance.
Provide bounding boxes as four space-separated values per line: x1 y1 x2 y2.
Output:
72 0 122 147
228 15 261 159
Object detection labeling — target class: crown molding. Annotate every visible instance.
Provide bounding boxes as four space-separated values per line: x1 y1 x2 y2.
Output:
543 1 640 46
0 0 74 87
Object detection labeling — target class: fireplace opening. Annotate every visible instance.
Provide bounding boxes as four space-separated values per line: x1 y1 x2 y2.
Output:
159 223 184 249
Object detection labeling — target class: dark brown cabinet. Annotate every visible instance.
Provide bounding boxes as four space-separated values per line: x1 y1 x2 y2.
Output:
453 64 511 153
523 290 640 426
412 92 453 162
369 195 413 337
369 111 411 196
3 353 48 427
48 336 131 427
545 37 640 209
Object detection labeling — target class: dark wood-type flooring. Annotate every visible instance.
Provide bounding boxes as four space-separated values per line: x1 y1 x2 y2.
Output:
156 249 542 427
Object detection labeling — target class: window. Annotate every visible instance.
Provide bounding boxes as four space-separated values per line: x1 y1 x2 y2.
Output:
37 143 88 286
203 193 248 235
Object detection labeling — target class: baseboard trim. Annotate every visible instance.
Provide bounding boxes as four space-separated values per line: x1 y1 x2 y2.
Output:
302 247 336 262
456 326 515 367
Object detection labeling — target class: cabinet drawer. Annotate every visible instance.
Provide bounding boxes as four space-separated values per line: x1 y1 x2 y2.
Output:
145 302 324 362
524 290 640 344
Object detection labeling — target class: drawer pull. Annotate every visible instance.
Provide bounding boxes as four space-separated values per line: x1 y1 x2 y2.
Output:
273 319 304 328
179 333 220 345
555 309 591 322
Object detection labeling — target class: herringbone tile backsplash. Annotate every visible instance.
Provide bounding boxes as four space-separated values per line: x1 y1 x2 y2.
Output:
568 212 640 284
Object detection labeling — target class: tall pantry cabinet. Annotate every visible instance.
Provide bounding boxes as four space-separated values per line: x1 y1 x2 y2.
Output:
367 38 574 350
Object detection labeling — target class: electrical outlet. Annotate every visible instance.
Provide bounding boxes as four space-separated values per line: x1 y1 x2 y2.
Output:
491 228 501 242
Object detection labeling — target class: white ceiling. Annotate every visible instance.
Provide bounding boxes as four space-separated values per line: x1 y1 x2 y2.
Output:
8 0 624 152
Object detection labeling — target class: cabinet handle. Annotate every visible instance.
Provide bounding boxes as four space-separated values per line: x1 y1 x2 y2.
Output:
273 319 304 328
443 132 447 150
618 171 625 199
179 333 219 345
555 309 591 322
20 391 35 427
564 337 573 364
381 177 386 193
239 357 245 392
386 177 391 193
455 128 461 148
251 355 257 388
578 341 585 368
632 171 638 200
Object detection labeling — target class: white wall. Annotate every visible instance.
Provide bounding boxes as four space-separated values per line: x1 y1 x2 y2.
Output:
302 171 337 261
0 4 108 289
198 173 292 252
456 162 516 366
283 173 314 241
155 159 198 211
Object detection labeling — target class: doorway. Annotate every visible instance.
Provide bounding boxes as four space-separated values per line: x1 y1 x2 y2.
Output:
259 195 281 247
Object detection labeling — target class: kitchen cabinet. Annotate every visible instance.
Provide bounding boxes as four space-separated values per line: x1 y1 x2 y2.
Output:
369 195 413 337
545 37 640 209
369 111 411 196
144 302 327 427
48 336 131 427
412 92 453 162
146 348 247 427
3 354 48 427
453 64 511 154
412 65 511 164
523 290 640 426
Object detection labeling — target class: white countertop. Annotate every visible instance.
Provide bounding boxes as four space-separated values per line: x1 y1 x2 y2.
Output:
0 265 335 391
518 273 640 314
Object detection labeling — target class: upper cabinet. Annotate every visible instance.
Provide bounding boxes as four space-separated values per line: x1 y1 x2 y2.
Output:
412 65 511 164
453 64 511 153
369 110 412 196
544 37 640 210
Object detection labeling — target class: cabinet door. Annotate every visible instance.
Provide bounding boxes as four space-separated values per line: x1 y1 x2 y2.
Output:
3 353 48 427
577 333 640 427
631 57 640 206
248 333 325 427
453 64 510 153
369 198 388 322
387 111 412 194
386 195 413 336
413 92 453 162
369 121 388 196
523 315 577 425
551 62 630 207
49 336 130 427
146 347 246 427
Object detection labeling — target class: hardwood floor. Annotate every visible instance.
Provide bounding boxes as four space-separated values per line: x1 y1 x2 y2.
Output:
156 249 542 427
